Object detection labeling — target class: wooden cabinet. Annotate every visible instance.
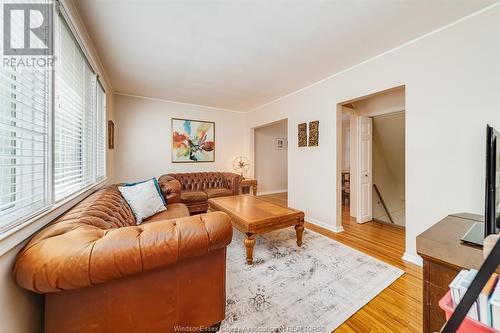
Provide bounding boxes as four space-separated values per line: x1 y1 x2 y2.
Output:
417 213 485 333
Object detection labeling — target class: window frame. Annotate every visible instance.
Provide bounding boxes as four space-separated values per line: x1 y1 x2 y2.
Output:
96 80 106 182
0 1 108 243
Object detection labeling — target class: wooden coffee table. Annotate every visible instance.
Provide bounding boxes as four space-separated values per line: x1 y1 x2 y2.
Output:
208 195 305 264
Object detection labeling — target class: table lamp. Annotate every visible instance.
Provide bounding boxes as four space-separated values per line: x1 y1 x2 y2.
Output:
233 156 250 178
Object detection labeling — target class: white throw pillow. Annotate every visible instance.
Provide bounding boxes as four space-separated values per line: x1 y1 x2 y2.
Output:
119 179 166 224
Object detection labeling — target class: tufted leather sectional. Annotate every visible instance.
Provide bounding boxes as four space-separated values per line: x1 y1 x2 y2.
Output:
13 176 233 333
160 172 242 214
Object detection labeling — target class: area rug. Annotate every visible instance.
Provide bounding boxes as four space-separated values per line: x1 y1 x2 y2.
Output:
221 228 403 332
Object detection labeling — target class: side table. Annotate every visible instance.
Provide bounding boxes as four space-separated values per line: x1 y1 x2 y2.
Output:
239 178 257 195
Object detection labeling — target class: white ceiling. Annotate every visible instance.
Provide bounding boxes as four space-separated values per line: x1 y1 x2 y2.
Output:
74 0 496 111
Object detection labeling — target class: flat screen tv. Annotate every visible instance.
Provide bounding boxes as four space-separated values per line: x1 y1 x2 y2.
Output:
485 124 500 236
461 125 500 246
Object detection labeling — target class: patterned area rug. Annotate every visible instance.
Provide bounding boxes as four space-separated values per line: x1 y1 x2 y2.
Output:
221 228 403 332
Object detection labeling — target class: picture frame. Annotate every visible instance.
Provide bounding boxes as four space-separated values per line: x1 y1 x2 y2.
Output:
308 120 319 146
276 138 287 150
171 118 215 163
108 120 114 149
298 123 307 147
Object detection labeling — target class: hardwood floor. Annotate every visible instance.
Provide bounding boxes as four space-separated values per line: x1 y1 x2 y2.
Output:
258 191 288 207
258 192 422 333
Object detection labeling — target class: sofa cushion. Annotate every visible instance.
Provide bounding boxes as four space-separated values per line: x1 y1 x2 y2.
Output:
181 190 208 203
119 180 166 224
124 177 166 205
204 188 233 199
157 175 182 204
142 203 190 223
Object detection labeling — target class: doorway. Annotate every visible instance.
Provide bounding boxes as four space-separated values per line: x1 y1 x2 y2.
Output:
372 112 405 225
339 87 406 228
253 119 288 198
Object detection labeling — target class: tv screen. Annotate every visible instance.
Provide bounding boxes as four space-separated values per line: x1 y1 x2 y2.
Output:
485 125 500 236
496 133 500 228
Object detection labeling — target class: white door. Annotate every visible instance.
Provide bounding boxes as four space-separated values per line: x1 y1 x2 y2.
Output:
357 116 372 223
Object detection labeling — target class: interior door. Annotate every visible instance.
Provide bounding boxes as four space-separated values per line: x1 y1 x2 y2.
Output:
357 116 372 223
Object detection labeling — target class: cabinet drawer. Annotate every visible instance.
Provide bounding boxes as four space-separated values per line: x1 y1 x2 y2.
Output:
428 261 460 289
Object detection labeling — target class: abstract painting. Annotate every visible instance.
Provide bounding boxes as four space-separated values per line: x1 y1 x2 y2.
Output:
298 123 307 147
308 120 319 146
172 118 215 162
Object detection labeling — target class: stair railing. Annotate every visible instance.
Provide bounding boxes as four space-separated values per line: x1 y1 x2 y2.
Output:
373 184 395 224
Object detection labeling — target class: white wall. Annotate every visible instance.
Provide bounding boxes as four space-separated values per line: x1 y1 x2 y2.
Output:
106 93 116 180
254 120 288 194
355 88 405 116
247 5 500 262
112 94 249 182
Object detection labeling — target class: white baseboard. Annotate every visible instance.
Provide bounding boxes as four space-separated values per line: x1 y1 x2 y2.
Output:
306 216 344 233
402 252 423 266
258 189 287 196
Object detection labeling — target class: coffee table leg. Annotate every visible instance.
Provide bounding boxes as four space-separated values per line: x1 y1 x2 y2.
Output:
244 233 256 265
295 220 304 247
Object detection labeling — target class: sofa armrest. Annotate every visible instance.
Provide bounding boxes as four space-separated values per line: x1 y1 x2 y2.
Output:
158 175 182 203
14 212 233 294
222 172 242 195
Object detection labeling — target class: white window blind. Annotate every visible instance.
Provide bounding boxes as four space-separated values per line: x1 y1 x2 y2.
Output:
96 83 106 180
54 16 97 201
0 28 50 230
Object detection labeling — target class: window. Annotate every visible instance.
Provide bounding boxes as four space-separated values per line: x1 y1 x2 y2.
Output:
0 7 107 233
0 65 50 231
54 17 98 201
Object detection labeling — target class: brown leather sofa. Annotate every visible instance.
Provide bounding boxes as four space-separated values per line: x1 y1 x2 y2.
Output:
160 172 242 214
14 177 232 333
